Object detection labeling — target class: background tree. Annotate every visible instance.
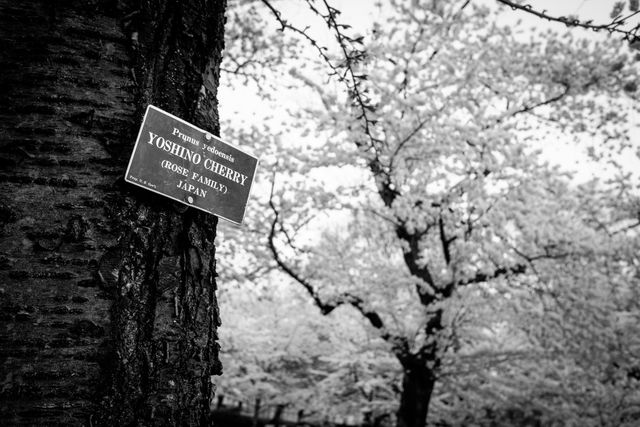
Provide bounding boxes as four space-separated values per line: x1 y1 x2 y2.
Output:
2 0 634 426
0 1 225 425
429 181 640 425
217 1 639 426
216 281 399 425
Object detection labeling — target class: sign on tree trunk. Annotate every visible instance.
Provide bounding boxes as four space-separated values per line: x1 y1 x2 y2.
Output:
125 105 259 224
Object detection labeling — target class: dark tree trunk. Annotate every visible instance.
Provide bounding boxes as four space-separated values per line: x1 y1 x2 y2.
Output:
395 310 443 427
396 357 437 427
0 1 226 425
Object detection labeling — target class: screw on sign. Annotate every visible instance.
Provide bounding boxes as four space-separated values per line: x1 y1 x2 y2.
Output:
125 105 259 224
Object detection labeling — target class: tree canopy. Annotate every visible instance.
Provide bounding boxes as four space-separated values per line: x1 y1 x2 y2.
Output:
214 1 640 426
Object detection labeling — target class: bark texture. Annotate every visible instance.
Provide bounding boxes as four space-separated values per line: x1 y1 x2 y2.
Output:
0 1 226 425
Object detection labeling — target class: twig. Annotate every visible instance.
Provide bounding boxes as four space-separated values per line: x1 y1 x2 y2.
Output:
496 0 640 40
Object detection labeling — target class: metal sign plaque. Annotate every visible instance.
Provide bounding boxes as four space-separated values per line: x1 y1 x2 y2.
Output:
125 105 259 224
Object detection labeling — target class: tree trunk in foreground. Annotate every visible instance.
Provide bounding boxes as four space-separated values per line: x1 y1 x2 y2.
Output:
0 1 226 425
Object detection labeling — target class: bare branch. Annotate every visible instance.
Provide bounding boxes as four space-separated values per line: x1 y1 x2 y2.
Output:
261 0 334 68
262 0 386 175
315 0 383 158
496 0 640 41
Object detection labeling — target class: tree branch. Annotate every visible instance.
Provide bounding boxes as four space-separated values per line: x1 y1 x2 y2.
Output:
394 221 438 306
267 178 328 312
458 264 526 288
440 264 527 298
496 0 640 41
262 0 333 68
511 81 571 119
492 81 571 126
439 215 453 266
262 0 379 150
267 177 410 353
263 0 391 197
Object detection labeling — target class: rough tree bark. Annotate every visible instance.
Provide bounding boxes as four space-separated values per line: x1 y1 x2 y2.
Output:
0 1 226 425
